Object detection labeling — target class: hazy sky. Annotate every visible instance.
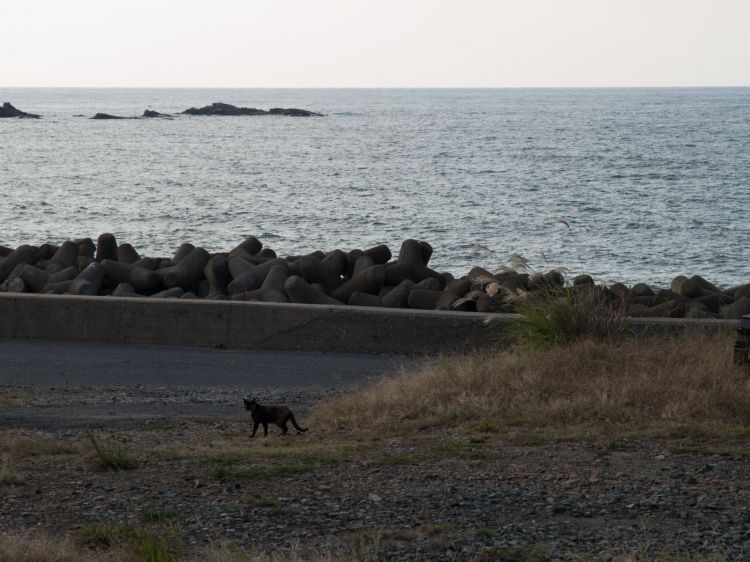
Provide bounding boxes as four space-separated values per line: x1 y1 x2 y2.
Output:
4 0 749 87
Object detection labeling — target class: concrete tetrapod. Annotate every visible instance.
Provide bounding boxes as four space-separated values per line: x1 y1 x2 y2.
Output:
283 275 344 305
258 262 289 300
725 283 750 299
397 239 427 267
112 283 139 297
132 257 160 270
233 264 289 303
444 278 472 297
362 244 392 265
37 244 58 260
721 297 750 319
680 275 721 299
204 255 230 297
170 243 196 266
299 252 342 284
227 258 286 296
0 245 39 283
227 256 253 279
19 265 49 293
95 233 118 262
0 264 27 290
46 242 79 274
345 249 363 278
671 275 688 295
381 279 415 308
384 262 445 287
101 259 132 286
43 280 75 294
413 277 442 291
128 267 163 294
694 292 734 314
298 251 346 293
330 265 387 303
70 262 106 296
229 236 263 258
407 289 458 310
352 255 374 278
150 287 184 299
163 247 210 290
77 257 95 271
348 292 384 307
6 277 27 292
450 297 478 312
117 243 140 264
529 271 565 291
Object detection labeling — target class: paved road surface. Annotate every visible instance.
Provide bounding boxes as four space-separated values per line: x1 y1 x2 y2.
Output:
0 340 414 429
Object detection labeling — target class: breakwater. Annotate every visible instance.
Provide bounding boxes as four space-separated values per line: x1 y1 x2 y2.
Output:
1 235 749 319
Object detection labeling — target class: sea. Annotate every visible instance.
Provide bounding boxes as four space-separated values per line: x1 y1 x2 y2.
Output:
1 88 749 287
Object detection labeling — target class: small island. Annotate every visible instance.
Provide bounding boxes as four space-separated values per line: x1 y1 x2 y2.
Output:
181 102 322 116
0 102 40 119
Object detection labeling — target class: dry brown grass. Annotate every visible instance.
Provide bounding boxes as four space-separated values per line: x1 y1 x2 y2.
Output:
0 532 129 562
312 331 750 438
0 454 24 486
0 430 82 457
0 532 375 562
0 390 28 406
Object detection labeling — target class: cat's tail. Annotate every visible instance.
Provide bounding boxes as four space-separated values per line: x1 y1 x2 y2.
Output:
290 414 308 433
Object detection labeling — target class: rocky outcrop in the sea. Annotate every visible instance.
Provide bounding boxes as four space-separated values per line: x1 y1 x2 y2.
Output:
0 102 40 119
91 113 130 120
142 110 172 118
1 235 748 318
181 103 322 116
268 107 323 117
91 110 172 120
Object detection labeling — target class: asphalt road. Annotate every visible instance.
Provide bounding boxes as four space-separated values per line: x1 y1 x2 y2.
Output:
0 340 415 429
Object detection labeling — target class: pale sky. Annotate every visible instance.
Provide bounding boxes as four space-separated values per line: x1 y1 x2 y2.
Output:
3 0 749 88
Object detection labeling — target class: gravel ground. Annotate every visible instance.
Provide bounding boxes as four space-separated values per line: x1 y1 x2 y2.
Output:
1 382 748 561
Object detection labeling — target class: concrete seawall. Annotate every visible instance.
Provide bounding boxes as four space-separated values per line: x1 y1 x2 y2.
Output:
0 293 516 354
0 294 737 355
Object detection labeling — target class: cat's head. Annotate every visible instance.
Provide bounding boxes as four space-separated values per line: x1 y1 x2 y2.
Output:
243 396 257 411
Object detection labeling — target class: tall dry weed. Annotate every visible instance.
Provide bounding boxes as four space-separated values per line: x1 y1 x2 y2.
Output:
509 286 630 347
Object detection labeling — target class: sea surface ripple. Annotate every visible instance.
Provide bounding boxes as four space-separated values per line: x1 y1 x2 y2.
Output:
1 87 748 286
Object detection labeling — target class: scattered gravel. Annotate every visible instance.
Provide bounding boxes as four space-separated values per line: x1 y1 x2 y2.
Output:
1 384 747 560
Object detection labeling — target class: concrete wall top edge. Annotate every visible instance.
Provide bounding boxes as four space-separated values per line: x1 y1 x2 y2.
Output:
0 292 522 322
0 293 739 328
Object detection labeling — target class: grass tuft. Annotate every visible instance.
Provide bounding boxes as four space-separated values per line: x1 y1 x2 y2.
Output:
142 508 179 523
74 523 181 561
88 434 139 472
0 454 24 486
244 495 280 508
